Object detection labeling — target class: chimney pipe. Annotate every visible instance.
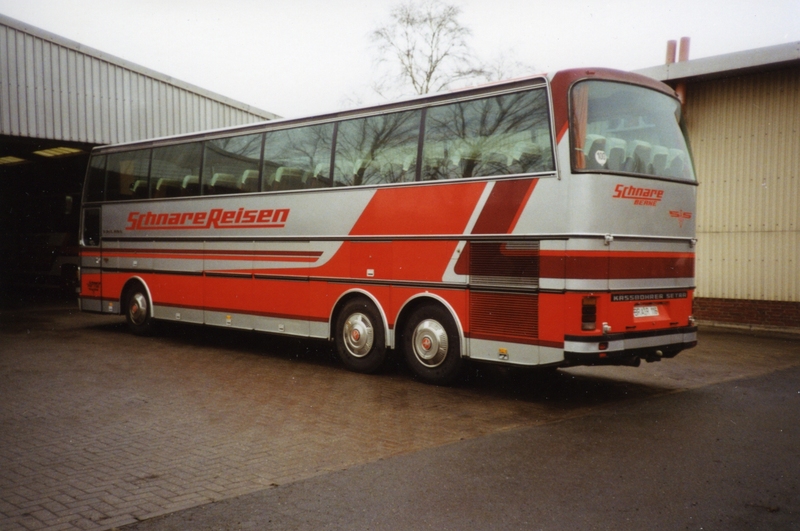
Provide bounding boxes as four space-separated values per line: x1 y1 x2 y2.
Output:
678 37 691 62
666 40 677 65
674 37 690 106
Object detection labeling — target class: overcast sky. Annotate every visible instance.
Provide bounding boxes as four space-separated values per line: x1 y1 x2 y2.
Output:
1 0 799 118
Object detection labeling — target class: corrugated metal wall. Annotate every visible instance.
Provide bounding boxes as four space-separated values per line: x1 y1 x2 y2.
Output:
686 66 800 302
0 16 277 145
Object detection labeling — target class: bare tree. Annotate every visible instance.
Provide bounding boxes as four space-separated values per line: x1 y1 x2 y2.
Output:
369 1 534 101
370 0 488 98
479 49 535 83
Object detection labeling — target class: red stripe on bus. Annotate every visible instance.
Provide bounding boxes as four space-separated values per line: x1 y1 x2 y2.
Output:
108 248 322 257
349 181 487 236
103 249 322 263
539 254 694 280
508 179 538 233
541 251 695 259
471 178 537 235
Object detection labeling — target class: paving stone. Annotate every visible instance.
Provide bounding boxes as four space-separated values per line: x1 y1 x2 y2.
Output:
3 302 800 531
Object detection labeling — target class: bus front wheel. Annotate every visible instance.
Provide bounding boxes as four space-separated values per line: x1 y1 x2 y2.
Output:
124 284 153 336
335 298 387 374
402 304 462 385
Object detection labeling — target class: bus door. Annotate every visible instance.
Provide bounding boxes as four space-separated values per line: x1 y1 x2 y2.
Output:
79 207 103 312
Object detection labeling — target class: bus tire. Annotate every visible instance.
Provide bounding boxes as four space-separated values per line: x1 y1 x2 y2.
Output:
124 284 153 336
335 298 387 374
402 304 462 385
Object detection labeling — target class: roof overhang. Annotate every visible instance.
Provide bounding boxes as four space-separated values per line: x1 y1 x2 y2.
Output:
636 41 800 83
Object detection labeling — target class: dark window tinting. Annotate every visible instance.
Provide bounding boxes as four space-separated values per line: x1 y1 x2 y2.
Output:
82 208 100 246
84 155 106 203
150 142 203 198
334 110 421 187
422 89 553 180
106 149 151 201
203 134 264 195
262 124 334 192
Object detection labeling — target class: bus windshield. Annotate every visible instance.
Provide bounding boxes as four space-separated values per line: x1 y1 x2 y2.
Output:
571 80 695 182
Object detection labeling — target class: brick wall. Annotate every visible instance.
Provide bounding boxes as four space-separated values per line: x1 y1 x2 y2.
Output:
694 298 800 329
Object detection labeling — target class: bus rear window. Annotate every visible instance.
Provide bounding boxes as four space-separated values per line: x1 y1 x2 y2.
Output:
571 81 695 182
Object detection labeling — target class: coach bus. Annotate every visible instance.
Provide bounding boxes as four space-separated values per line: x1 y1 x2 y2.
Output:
78 67 697 384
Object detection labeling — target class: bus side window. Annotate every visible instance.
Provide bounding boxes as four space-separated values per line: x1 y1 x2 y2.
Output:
182 175 200 195
82 208 100 247
263 124 333 192
84 155 107 203
423 88 553 180
333 110 420 187
203 134 263 195
152 142 203 198
106 149 151 201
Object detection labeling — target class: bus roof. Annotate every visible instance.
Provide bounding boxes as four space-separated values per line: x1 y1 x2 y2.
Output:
89 68 677 155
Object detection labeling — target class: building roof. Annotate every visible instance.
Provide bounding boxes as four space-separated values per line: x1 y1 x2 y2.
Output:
0 13 278 145
636 41 800 83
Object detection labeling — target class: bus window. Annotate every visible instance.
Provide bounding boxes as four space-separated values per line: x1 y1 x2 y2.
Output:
84 155 106 203
150 142 203 198
333 110 421 187
203 133 264 195
81 208 100 247
106 149 151 201
571 80 696 182
263 124 334 191
422 88 554 180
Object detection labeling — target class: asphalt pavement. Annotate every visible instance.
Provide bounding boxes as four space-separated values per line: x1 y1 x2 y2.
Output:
123 363 800 530
2 291 799 531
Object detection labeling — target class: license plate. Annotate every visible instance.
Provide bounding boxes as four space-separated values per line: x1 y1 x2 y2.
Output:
634 305 660 318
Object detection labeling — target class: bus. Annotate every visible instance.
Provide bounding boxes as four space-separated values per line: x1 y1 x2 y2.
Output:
78 67 697 385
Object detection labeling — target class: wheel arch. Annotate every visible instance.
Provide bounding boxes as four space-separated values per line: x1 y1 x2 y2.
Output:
395 293 467 357
329 289 391 348
120 276 154 318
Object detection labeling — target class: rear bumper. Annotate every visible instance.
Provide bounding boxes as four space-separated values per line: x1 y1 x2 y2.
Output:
564 326 697 365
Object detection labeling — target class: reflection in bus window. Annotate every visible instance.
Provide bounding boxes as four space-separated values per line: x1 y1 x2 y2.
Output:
263 124 334 191
150 142 203 198
203 134 263 195
334 110 421 187
422 89 553 180
571 81 695 182
106 149 151 201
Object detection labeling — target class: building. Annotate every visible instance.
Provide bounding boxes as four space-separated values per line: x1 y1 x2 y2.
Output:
0 14 278 290
638 42 800 332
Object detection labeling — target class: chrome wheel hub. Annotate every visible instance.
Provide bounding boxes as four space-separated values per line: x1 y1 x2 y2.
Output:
343 312 374 358
129 293 148 325
412 319 448 368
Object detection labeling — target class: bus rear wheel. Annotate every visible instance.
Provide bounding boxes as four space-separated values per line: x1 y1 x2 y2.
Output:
124 284 153 336
402 304 462 385
335 298 387 374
